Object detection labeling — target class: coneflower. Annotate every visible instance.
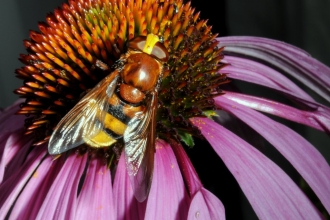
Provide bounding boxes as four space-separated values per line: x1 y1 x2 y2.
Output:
0 0 329 219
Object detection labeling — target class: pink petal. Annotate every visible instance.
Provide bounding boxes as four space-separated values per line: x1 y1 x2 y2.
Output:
169 141 225 220
7 155 62 219
0 146 47 219
144 140 190 220
35 153 88 220
187 188 225 220
191 117 323 219
215 96 330 214
221 56 314 102
221 55 330 115
218 36 330 102
76 157 116 220
0 100 26 133
169 140 202 196
113 153 146 220
0 130 32 183
223 91 330 133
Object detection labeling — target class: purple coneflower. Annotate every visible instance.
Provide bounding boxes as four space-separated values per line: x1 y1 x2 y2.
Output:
0 0 329 219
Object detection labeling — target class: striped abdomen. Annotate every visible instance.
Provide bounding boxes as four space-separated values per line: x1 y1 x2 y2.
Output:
85 92 145 148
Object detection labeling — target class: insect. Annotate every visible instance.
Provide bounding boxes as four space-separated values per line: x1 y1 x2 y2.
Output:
48 34 169 202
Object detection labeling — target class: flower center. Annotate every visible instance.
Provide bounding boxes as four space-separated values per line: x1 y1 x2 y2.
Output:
15 0 228 161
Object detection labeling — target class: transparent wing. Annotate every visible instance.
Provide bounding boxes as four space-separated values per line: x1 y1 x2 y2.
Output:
48 71 119 155
124 92 157 202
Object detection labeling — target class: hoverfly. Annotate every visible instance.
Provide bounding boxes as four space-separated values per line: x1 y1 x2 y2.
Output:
48 34 169 202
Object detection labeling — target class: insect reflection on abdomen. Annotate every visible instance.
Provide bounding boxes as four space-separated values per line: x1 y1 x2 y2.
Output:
48 34 169 202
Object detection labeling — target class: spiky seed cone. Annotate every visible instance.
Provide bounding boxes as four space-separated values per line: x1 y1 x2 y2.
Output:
15 0 227 148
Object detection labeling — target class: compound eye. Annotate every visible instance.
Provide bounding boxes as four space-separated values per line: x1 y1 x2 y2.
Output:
151 42 169 62
127 36 147 52
127 36 169 62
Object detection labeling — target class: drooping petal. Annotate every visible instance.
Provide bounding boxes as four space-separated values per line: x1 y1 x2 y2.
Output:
169 140 226 220
223 91 330 133
169 140 202 196
144 140 190 220
0 130 32 183
6 155 62 219
187 188 225 220
0 145 47 219
35 153 88 220
191 117 323 219
215 96 330 214
76 157 116 220
221 56 315 103
218 36 330 103
113 153 146 220
0 100 26 133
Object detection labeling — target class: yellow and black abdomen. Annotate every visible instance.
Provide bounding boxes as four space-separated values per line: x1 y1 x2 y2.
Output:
85 93 145 148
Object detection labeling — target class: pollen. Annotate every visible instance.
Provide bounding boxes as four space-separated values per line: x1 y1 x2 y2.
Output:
33 171 39 178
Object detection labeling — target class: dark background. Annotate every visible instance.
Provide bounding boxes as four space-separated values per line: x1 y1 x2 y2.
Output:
0 1 329 219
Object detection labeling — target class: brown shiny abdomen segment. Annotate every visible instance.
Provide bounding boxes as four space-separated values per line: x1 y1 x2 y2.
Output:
123 104 146 118
107 94 145 118
121 53 162 92
119 83 145 104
